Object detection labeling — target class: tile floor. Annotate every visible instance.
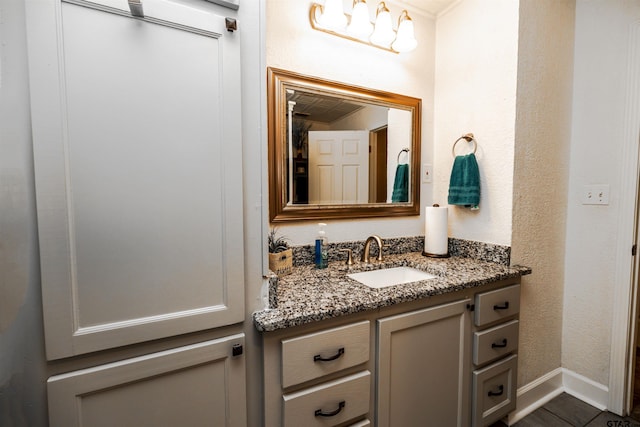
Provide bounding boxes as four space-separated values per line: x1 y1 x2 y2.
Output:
491 393 640 426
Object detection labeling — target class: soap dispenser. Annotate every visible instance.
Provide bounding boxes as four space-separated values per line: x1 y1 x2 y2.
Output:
315 223 328 269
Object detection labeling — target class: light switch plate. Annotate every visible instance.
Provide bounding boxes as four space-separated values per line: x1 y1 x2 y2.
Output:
423 163 432 183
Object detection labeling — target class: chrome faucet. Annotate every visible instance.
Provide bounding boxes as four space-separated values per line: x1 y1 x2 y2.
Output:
361 235 384 263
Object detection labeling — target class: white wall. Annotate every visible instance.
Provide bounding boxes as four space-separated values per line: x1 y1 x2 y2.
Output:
433 0 519 246
563 0 640 389
266 0 436 245
0 0 49 424
386 108 413 202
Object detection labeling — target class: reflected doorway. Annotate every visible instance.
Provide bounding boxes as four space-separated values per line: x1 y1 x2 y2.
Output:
369 126 388 203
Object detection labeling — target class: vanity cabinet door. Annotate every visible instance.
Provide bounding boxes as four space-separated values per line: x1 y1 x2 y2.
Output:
25 0 243 360
377 299 471 427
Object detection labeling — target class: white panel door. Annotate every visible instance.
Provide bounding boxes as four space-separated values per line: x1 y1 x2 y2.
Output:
25 0 244 360
308 131 369 204
47 334 247 427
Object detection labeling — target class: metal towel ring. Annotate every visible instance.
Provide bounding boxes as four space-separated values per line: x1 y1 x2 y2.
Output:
397 148 410 164
452 133 477 157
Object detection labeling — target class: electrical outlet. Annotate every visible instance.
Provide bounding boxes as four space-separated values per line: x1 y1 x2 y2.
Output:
582 184 610 205
423 163 432 183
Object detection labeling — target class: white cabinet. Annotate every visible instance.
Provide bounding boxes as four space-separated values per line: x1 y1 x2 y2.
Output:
25 0 244 360
376 299 471 427
25 0 246 424
47 334 246 427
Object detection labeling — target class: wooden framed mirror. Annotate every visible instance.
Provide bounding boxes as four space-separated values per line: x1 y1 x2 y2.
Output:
267 67 422 222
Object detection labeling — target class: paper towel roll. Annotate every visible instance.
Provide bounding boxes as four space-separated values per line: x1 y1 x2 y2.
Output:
424 206 448 256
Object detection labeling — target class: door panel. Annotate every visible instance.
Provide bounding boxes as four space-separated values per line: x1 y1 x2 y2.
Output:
47 335 247 427
25 0 244 360
308 130 369 204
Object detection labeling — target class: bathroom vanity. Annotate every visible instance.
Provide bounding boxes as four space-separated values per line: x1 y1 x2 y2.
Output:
254 252 529 426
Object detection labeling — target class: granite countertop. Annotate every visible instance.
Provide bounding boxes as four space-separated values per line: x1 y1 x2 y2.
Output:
253 252 531 332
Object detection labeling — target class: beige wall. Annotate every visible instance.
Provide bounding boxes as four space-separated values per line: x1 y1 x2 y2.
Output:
512 0 575 387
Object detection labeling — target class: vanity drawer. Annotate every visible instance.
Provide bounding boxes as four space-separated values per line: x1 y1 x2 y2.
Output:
282 371 371 427
472 355 517 427
473 320 519 366
474 284 520 327
281 321 370 388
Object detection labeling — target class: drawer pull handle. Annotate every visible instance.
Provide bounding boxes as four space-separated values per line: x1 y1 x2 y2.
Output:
492 339 508 349
488 385 504 397
493 301 510 310
314 400 345 417
313 347 345 362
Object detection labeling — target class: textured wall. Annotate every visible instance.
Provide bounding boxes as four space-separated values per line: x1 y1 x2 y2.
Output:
265 0 437 245
563 0 640 387
433 0 519 246
511 0 575 387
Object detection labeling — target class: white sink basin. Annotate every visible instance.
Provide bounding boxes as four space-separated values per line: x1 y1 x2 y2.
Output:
347 266 436 288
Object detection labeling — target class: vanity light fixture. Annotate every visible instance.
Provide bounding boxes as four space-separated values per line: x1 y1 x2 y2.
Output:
310 0 417 53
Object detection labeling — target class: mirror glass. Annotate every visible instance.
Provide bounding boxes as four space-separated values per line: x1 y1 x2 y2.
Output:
268 67 421 222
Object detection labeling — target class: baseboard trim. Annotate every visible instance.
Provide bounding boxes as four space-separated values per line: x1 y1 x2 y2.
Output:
508 368 564 424
563 368 609 411
507 368 609 425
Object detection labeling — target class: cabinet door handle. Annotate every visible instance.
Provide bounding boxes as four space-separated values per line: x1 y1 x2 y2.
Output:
491 339 508 349
314 400 345 417
488 385 504 397
493 301 510 310
313 347 345 362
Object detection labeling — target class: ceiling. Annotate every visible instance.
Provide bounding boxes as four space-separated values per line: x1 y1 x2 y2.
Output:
288 91 365 124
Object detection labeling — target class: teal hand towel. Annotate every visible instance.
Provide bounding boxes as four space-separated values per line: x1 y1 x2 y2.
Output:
391 163 409 203
448 153 480 207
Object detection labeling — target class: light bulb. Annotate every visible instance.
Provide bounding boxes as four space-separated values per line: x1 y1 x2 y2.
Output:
318 0 347 29
347 0 373 39
370 2 395 47
392 10 417 52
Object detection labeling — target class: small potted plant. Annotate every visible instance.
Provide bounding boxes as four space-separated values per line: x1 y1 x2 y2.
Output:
268 228 293 276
